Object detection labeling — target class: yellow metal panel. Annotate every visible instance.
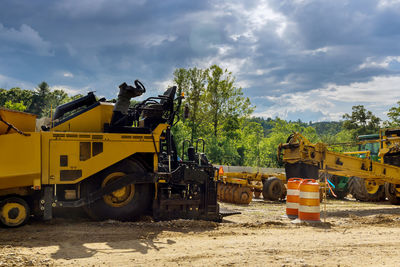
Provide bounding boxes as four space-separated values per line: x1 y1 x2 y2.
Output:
46 133 162 184
41 124 168 185
0 108 36 134
0 133 41 189
52 103 114 133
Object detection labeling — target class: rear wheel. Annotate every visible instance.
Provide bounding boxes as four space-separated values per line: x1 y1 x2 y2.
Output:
263 177 285 201
0 197 30 227
83 159 153 221
348 177 385 202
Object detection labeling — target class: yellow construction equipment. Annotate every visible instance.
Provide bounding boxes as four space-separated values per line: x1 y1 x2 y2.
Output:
216 169 286 204
323 134 386 201
278 129 400 204
0 80 231 227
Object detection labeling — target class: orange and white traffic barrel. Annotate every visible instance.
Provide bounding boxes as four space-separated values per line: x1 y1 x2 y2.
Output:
299 179 320 222
286 178 303 219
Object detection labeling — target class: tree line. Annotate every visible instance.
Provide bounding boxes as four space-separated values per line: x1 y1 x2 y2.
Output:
1 66 400 167
0 82 83 117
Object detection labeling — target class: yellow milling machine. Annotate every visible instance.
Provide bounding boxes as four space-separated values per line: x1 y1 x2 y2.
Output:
0 80 232 227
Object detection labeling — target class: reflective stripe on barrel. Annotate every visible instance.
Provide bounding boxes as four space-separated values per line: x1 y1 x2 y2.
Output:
299 179 320 222
286 178 303 219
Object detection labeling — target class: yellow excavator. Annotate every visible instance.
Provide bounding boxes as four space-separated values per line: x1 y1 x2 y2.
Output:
0 80 229 227
278 129 400 204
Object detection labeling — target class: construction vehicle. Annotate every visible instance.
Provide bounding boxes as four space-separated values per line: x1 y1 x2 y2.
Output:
0 80 228 227
326 134 386 201
216 169 286 204
278 129 400 204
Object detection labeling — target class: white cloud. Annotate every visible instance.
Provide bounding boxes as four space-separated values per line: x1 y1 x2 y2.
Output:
378 0 400 9
358 56 400 70
191 55 250 79
319 76 400 104
1 0 400 125
254 66 283 76
0 24 52 56
216 0 288 42
302 46 331 56
51 85 87 95
253 75 400 121
63 72 74 78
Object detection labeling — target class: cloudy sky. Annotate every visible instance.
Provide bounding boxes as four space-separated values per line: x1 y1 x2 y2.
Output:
1 0 400 122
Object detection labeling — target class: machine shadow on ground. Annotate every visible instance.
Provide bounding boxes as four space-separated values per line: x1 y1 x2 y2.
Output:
0 210 218 261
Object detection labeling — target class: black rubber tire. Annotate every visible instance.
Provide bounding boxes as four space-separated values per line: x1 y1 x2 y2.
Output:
82 159 153 221
0 197 30 227
348 177 385 202
385 183 400 205
262 177 285 201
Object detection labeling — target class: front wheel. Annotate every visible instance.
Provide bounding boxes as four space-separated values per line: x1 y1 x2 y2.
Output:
0 197 30 227
83 159 153 221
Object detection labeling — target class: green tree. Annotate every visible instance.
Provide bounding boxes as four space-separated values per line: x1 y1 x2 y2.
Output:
43 89 70 117
171 120 192 160
205 65 253 137
172 65 255 165
173 68 190 100
4 100 27 111
342 105 381 138
324 129 356 152
27 82 51 117
1 84 84 118
385 101 400 127
240 121 264 166
173 67 208 143
311 121 343 137
0 87 34 107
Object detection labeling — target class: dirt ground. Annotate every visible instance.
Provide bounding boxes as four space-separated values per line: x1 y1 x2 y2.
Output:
2 198 400 267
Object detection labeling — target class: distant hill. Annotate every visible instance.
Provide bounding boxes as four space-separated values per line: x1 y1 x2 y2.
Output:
248 117 275 135
249 117 343 137
310 121 343 136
